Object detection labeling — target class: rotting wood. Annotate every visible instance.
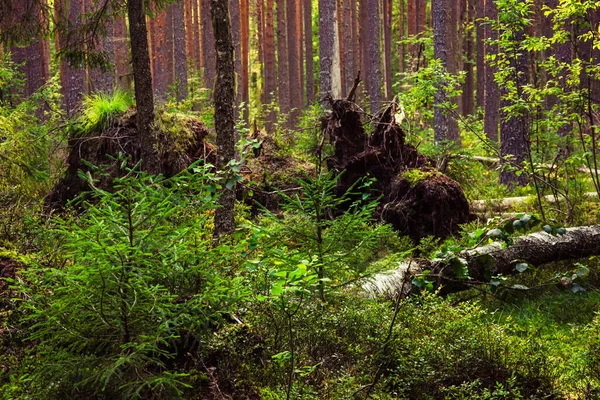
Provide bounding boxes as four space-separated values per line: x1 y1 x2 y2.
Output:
362 225 600 298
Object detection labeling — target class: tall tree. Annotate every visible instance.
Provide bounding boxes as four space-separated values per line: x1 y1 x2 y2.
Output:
319 0 336 95
366 0 381 111
399 0 405 73
210 0 236 238
202 0 216 87
264 0 276 126
230 0 241 116
241 0 249 121
173 0 188 100
342 0 354 94
382 0 392 100
304 0 315 103
114 15 132 90
287 0 301 119
484 0 499 142
500 28 529 188
432 0 460 143
127 0 159 171
149 6 174 101
461 0 474 115
476 0 485 108
277 0 290 112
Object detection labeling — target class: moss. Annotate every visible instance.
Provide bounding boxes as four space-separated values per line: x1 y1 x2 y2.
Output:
401 168 440 189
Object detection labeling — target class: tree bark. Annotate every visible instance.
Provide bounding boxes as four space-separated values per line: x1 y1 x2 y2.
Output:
173 0 188 100
483 0 499 142
382 0 393 101
277 0 290 113
461 0 474 116
304 0 315 104
149 6 174 101
366 0 381 112
499 28 529 189
127 0 158 172
114 15 132 90
211 0 237 238
230 0 241 119
202 0 216 88
85 0 114 94
241 0 250 122
363 225 600 298
342 0 354 96
264 0 276 127
399 0 404 73
319 0 335 96
287 0 301 120
432 0 460 143
475 0 485 109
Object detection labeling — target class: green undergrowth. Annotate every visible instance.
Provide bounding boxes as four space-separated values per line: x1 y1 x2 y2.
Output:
74 90 134 136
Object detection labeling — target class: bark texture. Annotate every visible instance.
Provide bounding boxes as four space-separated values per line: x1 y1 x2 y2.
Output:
319 0 335 95
173 1 188 100
366 0 381 112
304 0 315 103
432 0 460 143
127 0 158 172
475 0 485 108
484 0 499 142
363 225 600 298
264 0 276 127
277 0 290 112
211 0 237 237
202 0 216 88
499 29 529 189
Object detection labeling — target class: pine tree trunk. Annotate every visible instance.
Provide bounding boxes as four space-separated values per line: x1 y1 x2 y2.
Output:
383 0 393 100
432 0 460 143
287 0 301 120
230 0 241 119
114 15 132 90
173 1 188 100
366 0 381 111
241 0 250 122
304 0 315 104
461 0 474 115
399 0 405 73
342 0 354 94
500 29 529 189
202 0 216 88
277 0 290 112
85 0 115 93
359 0 370 95
483 0 499 142
211 0 237 238
319 0 336 95
337 0 345 96
150 6 174 101
264 0 277 127
185 0 197 69
257 0 265 103
55 0 86 115
127 0 158 172
192 0 202 70
475 0 485 108
407 0 416 62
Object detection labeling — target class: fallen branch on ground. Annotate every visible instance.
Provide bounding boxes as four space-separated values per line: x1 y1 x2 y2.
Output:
362 225 600 298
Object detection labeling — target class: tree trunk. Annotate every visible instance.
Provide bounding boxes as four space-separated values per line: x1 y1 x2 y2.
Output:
85 0 115 94
173 1 188 100
399 0 405 73
363 225 600 298
342 0 354 95
407 0 416 62
287 0 301 120
241 0 250 122
55 0 86 116
202 0 216 88
192 0 202 71
304 0 315 104
264 0 276 127
277 0 290 113
483 0 499 142
230 0 241 120
127 0 158 172
114 16 132 91
366 0 381 112
499 29 529 189
475 0 485 109
382 0 393 101
432 0 460 143
211 0 237 238
149 6 174 101
319 0 336 96
461 0 474 116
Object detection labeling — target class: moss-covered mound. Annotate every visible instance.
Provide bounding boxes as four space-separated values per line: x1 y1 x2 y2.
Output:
45 108 214 209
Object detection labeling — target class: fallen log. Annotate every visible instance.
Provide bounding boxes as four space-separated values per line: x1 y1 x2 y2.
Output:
362 225 600 298
470 192 598 213
451 154 600 176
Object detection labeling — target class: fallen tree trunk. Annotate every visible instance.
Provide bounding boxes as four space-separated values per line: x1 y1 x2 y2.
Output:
451 154 600 176
470 192 598 213
362 225 600 298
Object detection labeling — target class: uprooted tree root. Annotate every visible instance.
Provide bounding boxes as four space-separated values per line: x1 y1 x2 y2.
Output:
324 87 471 239
45 109 215 209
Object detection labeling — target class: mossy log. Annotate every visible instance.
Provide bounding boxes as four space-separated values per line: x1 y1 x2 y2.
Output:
362 225 600 298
